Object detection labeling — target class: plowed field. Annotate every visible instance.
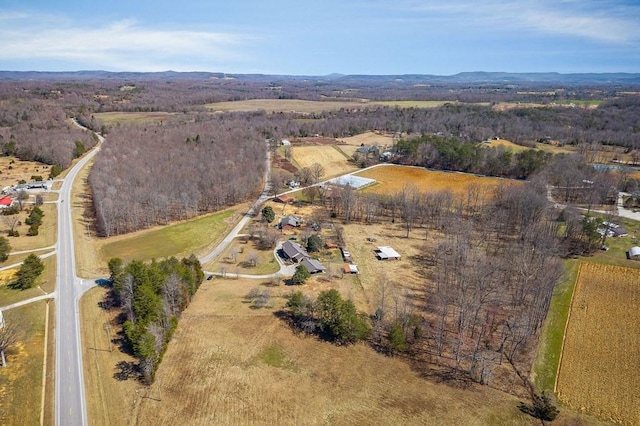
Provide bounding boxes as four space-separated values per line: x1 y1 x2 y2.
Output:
556 262 640 424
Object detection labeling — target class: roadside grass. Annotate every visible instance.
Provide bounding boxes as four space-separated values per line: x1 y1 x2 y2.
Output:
99 208 238 263
0 301 47 425
0 256 55 306
3 249 55 270
533 259 580 392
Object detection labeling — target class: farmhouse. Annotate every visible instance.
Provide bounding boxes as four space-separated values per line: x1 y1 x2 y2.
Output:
279 215 302 229
281 240 309 263
629 246 640 260
301 257 326 274
27 181 47 189
375 246 401 260
0 197 13 209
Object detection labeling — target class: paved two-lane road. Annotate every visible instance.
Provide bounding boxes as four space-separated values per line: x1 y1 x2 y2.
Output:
55 129 102 426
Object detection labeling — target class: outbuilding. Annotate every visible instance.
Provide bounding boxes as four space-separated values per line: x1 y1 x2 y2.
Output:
0 197 13 209
629 246 640 260
343 264 359 274
375 246 401 260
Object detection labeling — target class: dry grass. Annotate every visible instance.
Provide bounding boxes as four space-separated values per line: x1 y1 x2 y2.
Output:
0 203 57 253
0 301 47 426
127 278 539 426
337 131 395 157
483 139 529 153
205 239 280 276
291 145 357 178
357 165 518 200
556 262 640 424
93 111 177 126
0 156 51 188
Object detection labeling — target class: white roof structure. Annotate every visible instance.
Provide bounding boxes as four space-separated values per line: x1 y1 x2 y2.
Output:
629 246 640 258
0 310 4 329
376 246 401 260
327 175 376 189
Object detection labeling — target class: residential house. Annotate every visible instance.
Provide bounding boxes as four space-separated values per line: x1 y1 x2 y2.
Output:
279 215 302 230
301 258 326 274
281 240 309 263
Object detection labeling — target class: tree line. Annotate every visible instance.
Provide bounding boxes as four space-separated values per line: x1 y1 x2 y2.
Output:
107 255 204 383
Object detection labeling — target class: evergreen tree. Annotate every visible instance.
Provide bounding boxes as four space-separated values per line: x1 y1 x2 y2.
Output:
10 254 44 290
291 265 310 285
261 206 275 223
0 237 10 263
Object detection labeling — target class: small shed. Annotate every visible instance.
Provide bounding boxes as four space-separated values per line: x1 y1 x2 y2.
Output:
279 215 301 229
375 246 401 260
340 247 353 262
0 197 13 209
281 139 291 146
629 246 640 260
343 264 359 274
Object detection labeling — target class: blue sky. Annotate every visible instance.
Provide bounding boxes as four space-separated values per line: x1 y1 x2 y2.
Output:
0 0 638 75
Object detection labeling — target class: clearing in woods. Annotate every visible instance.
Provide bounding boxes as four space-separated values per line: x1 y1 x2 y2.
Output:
291 145 357 178
357 164 518 199
556 262 640 425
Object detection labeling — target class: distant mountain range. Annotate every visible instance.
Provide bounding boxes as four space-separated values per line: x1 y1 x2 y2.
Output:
0 70 639 85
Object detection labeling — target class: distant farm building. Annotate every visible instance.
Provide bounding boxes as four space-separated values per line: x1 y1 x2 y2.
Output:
612 227 629 237
281 139 291 146
629 246 640 260
375 246 401 260
274 194 295 204
324 241 339 249
27 181 47 189
327 175 376 189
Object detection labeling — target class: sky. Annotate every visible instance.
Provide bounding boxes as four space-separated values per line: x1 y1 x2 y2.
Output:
0 0 638 75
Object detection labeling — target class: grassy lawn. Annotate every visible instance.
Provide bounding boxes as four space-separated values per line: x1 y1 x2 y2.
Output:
0 256 55 306
207 239 280 276
0 301 47 425
533 259 580 392
99 208 238 263
1 203 57 252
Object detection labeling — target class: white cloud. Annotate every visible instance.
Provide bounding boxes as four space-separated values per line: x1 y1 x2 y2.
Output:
0 14 257 71
391 0 640 44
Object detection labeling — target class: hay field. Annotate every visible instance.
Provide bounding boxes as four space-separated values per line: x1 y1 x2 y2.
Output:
337 131 395 157
484 139 529 153
556 262 640 424
93 111 177 126
291 145 357 177
126 278 536 426
357 165 517 199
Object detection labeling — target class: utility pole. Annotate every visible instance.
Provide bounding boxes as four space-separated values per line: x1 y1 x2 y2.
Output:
103 323 112 352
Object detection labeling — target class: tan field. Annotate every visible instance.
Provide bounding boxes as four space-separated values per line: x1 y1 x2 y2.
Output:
484 139 529 152
120 277 539 425
291 145 357 178
0 156 52 188
357 165 518 199
337 131 395 157
556 262 640 424
93 111 177 126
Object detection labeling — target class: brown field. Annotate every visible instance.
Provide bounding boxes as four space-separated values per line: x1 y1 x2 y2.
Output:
0 203 57 253
484 139 529 153
206 99 369 114
118 277 538 426
357 165 519 199
0 156 52 189
556 262 640 424
291 145 357 178
93 111 177 126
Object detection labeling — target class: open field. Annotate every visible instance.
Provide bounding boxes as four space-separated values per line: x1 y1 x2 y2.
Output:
205 99 463 114
93 111 177 126
126 277 541 425
357 165 519 199
483 139 529 153
0 156 52 188
291 145 357 177
556 262 640 424
0 301 47 426
337 131 395 157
